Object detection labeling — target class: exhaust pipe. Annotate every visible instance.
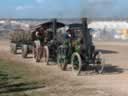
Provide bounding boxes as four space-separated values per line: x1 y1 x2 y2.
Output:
52 18 57 40
81 17 93 49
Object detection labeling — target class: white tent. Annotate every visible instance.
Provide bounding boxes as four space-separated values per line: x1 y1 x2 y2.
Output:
88 21 128 40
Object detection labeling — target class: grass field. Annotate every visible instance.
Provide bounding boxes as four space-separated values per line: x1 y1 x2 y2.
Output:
0 59 46 96
0 58 99 96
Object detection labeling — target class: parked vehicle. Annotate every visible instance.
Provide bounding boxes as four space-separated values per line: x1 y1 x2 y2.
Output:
57 18 105 75
10 28 33 58
33 19 65 63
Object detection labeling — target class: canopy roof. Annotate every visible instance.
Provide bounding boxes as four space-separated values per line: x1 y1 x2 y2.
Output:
40 21 65 29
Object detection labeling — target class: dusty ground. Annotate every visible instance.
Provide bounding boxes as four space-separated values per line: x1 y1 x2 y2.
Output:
0 40 128 96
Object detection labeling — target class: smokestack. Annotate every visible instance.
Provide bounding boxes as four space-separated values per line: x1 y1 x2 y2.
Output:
81 17 92 48
52 18 57 39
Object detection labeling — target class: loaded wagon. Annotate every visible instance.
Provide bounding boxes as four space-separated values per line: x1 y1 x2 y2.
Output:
10 29 26 54
10 28 33 58
34 19 65 63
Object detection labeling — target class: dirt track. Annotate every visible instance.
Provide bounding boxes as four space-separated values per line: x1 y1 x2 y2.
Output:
0 40 128 96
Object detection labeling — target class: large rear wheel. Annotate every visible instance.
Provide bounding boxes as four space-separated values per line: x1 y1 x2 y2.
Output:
95 51 105 74
71 52 82 76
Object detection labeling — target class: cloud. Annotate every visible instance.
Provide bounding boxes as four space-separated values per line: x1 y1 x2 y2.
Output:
16 6 33 11
16 6 24 11
35 0 45 3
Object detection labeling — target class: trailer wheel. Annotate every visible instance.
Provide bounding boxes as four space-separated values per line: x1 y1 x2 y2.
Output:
10 43 17 54
57 46 67 70
95 51 105 74
43 46 49 65
22 44 28 58
71 52 82 76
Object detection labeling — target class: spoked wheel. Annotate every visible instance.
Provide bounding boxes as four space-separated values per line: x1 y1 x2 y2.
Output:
57 46 67 70
43 46 49 65
71 52 82 76
95 51 105 74
22 44 28 58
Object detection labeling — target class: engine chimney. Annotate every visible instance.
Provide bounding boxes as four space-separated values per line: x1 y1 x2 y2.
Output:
52 18 57 40
81 17 92 49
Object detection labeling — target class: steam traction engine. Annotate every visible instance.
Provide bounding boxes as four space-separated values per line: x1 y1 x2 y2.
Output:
57 18 105 75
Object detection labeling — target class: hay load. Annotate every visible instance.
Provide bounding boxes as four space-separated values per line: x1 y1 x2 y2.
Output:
9 28 32 44
9 27 33 55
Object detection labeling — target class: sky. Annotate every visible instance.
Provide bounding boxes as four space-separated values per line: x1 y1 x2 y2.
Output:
0 0 128 18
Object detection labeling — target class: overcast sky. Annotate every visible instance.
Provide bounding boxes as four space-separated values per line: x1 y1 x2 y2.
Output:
0 0 127 18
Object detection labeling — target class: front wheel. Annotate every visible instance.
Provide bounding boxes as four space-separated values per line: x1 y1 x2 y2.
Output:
95 51 105 74
71 52 82 76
